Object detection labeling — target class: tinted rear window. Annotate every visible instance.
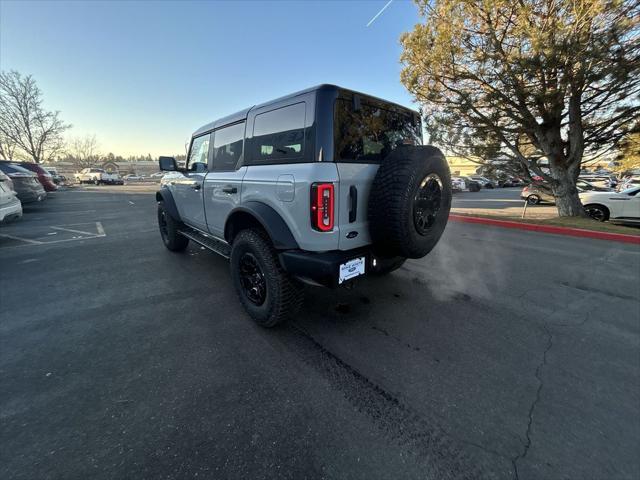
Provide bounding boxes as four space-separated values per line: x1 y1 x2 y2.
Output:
251 102 305 164
334 97 422 163
0 164 30 174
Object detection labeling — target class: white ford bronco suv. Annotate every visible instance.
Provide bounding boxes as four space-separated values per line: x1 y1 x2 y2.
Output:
157 85 451 327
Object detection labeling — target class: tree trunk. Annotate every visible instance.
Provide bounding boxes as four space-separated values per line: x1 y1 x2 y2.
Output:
551 170 587 217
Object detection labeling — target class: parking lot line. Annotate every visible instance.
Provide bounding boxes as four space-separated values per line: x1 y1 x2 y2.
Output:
50 226 98 236
0 222 107 248
0 233 44 245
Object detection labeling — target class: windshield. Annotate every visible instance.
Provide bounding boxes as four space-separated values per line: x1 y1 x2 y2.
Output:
334 97 421 163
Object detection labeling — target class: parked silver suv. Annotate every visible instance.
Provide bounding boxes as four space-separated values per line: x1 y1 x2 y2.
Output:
156 85 452 326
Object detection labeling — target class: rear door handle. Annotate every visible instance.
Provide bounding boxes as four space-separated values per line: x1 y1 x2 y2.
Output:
222 185 237 194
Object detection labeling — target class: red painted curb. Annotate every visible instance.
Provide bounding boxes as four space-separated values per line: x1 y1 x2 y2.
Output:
449 214 640 245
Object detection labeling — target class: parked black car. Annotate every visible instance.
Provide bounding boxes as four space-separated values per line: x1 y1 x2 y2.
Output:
0 163 46 203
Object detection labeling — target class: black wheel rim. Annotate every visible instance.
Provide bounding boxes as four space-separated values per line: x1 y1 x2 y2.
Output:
239 253 267 306
585 206 605 221
413 174 443 235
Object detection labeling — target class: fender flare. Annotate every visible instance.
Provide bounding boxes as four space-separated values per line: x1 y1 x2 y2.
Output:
156 188 181 221
225 202 299 250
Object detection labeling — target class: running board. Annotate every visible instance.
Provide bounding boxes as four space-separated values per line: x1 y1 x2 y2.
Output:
178 227 230 258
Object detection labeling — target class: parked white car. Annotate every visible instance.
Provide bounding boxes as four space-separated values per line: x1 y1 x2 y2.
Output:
75 168 123 185
0 171 22 223
451 177 466 192
580 187 640 224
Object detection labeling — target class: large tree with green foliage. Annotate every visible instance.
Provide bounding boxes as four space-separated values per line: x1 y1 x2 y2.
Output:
401 0 639 216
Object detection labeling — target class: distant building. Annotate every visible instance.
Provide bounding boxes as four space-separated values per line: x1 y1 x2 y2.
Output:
447 156 482 176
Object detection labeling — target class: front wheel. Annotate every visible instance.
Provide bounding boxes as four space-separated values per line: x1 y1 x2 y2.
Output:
157 201 189 251
93 178 100 185
230 229 303 327
584 204 609 222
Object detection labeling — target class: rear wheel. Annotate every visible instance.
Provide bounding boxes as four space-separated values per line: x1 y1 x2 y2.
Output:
93 178 100 185
157 201 189 251
584 204 609 222
230 229 303 327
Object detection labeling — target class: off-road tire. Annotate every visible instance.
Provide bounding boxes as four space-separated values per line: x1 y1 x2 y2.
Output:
230 229 303 327
370 256 407 276
157 201 189 251
368 145 451 259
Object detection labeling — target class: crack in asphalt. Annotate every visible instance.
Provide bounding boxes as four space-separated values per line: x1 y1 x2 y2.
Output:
511 325 553 480
370 325 422 352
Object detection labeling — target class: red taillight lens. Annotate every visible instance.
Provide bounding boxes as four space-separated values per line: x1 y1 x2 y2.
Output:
310 183 334 231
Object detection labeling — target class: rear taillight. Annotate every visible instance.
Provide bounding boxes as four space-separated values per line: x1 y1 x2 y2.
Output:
310 183 334 231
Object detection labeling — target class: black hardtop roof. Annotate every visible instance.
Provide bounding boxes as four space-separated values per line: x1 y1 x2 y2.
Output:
191 84 418 137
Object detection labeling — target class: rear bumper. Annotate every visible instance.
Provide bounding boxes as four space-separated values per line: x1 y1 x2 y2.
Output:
279 247 372 288
16 189 46 203
0 198 22 222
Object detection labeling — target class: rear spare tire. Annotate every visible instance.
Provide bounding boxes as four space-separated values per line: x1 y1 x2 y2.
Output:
368 146 451 259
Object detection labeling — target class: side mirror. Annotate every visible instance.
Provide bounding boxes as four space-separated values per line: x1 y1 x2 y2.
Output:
159 156 178 171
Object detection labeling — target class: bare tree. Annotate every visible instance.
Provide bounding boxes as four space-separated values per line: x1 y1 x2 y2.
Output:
0 70 70 164
67 135 102 169
0 131 18 160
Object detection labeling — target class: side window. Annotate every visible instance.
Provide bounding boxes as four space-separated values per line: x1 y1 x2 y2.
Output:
187 134 211 173
213 123 244 171
252 102 305 164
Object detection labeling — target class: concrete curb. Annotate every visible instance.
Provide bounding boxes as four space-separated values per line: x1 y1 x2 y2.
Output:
449 214 640 245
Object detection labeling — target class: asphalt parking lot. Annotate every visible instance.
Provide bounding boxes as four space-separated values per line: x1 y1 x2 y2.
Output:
1 188 639 480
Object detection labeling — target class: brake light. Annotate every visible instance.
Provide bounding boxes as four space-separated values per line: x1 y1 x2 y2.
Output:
310 183 334 231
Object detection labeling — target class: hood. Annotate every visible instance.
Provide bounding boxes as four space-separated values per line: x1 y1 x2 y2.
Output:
579 191 615 198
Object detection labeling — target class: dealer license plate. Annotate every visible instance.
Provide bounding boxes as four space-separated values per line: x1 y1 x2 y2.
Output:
339 257 365 284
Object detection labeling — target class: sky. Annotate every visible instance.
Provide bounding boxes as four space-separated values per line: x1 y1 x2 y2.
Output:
0 0 423 157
